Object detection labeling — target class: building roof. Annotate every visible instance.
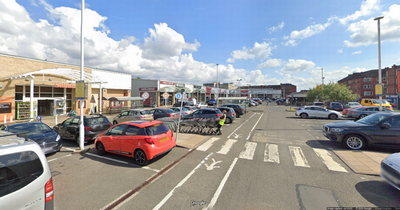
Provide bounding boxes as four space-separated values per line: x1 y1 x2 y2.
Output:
337 69 387 83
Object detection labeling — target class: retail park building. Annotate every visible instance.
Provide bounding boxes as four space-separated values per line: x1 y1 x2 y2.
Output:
0 53 296 122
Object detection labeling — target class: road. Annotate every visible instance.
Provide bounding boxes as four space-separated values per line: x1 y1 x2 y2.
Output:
47 104 400 210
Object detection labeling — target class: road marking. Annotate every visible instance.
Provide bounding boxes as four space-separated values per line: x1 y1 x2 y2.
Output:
313 148 348 173
47 154 72 162
152 153 213 210
246 113 264 140
233 133 242 139
204 157 238 210
197 137 220 151
205 158 223 171
64 147 77 152
289 146 310 168
217 139 238 155
264 144 279 163
227 113 257 138
238 142 257 160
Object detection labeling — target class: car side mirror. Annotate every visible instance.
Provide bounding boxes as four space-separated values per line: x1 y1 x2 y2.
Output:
379 123 391 129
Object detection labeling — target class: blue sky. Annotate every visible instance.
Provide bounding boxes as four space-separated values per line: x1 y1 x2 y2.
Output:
1 0 400 91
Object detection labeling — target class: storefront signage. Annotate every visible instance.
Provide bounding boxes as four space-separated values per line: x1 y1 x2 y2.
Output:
163 93 169 99
241 90 249 93
55 83 76 88
139 87 157 91
160 81 175 85
176 83 185 87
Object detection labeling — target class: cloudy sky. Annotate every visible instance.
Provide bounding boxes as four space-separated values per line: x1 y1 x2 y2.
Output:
1 0 400 91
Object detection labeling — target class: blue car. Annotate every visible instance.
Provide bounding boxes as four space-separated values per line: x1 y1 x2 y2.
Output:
206 99 217 106
328 102 344 111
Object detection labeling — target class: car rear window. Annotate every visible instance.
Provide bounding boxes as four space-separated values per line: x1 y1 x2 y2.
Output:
145 123 169 136
0 151 44 198
86 117 110 125
140 110 152 115
165 109 175 114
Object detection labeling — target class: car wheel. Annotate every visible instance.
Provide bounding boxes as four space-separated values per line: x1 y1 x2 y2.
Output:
359 114 367 119
113 120 118 125
300 113 308 119
226 117 232 124
75 134 80 145
96 142 106 156
343 135 366 150
329 114 338 120
134 149 149 166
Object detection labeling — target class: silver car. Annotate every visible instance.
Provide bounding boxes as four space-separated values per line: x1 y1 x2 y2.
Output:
112 109 153 125
381 153 400 191
295 106 342 120
346 106 392 119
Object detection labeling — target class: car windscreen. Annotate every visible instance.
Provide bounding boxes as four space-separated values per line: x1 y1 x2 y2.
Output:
356 113 390 125
140 110 152 115
164 109 175 114
86 117 110 125
145 123 169 136
8 123 52 135
182 107 190 111
372 99 389 104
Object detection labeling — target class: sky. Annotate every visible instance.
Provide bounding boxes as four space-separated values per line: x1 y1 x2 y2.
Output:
1 0 400 91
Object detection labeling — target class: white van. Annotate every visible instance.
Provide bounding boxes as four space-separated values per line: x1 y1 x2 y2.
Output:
0 131 54 210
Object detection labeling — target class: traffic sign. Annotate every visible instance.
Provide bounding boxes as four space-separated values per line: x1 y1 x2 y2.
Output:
142 92 149 99
175 93 181 99
163 93 169 99
90 95 96 103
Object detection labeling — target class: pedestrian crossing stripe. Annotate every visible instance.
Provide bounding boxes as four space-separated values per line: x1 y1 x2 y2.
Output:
216 139 237 155
238 142 257 160
313 148 348 173
264 144 279 164
197 137 219 151
289 146 310 168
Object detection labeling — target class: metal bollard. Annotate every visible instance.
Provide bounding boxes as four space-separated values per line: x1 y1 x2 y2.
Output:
4 115 6 124
10 116 13 123
55 115 58 125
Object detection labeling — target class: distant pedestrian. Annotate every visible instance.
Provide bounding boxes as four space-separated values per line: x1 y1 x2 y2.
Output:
69 109 77 117
216 110 227 135
153 102 156 108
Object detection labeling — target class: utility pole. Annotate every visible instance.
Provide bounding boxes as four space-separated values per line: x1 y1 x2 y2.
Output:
216 64 219 107
321 68 325 102
375 16 384 111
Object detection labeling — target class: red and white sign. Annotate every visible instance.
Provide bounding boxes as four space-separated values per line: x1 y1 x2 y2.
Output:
163 93 169 99
160 81 175 85
55 83 76 88
90 95 96 103
139 87 157 91
142 92 150 99
241 90 249 93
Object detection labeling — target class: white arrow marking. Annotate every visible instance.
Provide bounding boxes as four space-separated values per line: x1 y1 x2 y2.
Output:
204 158 223 171
233 133 242 139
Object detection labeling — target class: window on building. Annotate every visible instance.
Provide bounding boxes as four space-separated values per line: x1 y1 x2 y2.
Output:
363 78 373 82
363 85 373 89
363 91 373 96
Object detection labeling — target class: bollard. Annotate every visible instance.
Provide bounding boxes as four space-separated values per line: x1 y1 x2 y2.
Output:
55 115 58 125
10 116 13 123
4 115 6 124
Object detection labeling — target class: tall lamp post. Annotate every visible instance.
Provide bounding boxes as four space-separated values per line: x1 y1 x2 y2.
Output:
237 79 242 97
321 68 325 102
247 84 251 99
216 64 219 107
374 16 384 111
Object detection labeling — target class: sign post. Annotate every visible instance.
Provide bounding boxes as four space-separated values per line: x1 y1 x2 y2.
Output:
175 89 185 142
90 95 96 114
163 93 169 107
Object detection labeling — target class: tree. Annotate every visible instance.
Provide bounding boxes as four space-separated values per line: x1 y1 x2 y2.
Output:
307 82 359 102
137 77 141 79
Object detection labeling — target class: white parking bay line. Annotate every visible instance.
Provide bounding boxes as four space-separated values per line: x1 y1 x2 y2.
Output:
289 146 310 168
238 142 257 160
47 154 72 162
197 137 220 151
264 144 279 164
313 148 348 173
217 139 238 155
246 113 264 140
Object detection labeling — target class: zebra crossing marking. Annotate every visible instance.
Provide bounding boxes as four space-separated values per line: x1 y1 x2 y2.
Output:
238 142 257 160
217 139 238 155
264 144 279 163
289 146 310 168
313 148 348 173
197 137 220 151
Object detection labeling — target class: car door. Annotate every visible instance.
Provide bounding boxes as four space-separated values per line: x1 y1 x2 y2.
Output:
56 118 73 139
150 109 158 119
120 125 141 156
190 110 203 119
304 107 316 117
66 118 80 139
372 116 400 145
117 111 130 123
128 110 139 121
101 124 127 153
313 107 327 118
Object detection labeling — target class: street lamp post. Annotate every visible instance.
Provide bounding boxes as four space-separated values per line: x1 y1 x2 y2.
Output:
247 84 251 99
216 64 219 107
374 16 384 111
321 68 325 102
237 79 242 97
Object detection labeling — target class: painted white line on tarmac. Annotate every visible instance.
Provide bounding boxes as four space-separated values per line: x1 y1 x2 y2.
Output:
63 147 76 152
246 113 264 140
204 157 238 210
264 144 279 164
313 148 348 173
47 154 72 163
152 153 213 210
289 146 310 168
238 142 257 160
86 153 159 173
227 113 257 139
197 137 220 151
216 139 238 155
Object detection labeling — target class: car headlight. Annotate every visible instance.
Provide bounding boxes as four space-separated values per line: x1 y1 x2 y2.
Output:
330 128 344 132
56 134 61 142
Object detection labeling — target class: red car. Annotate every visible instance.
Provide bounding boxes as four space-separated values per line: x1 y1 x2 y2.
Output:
95 121 176 166
342 106 362 116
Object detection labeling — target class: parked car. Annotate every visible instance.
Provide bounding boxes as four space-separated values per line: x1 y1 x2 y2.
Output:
196 102 208 109
170 107 191 118
184 106 198 114
216 107 236 124
112 109 153 125
343 106 362 116
392 103 398 108
54 114 112 144
343 102 362 109
0 131 54 210
295 106 342 120
182 108 223 120
173 102 189 107
150 108 178 120
323 112 400 150
346 106 393 119
95 120 176 166
221 104 245 118
360 98 393 110
327 102 344 111
313 102 325 107
1 122 62 154
381 153 400 191
206 99 217 106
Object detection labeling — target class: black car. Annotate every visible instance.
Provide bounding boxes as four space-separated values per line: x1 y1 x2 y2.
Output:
323 112 400 150
182 108 223 120
0 122 62 154
173 102 189 107
54 114 111 144
216 107 236 124
220 104 244 118
150 108 179 120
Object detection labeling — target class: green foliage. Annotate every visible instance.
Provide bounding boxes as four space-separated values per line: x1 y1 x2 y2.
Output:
307 82 359 102
137 77 141 79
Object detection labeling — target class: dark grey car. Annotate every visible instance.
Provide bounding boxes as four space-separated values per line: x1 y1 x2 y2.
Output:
221 104 244 117
216 107 236 124
150 108 178 120
182 108 223 120
347 106 392 119
323 112 400 150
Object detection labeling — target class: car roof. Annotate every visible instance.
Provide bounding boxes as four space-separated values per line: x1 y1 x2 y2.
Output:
0 130 31 147
121 120 164 128
125 109 147 111
6 122 45 127
83 114 106 119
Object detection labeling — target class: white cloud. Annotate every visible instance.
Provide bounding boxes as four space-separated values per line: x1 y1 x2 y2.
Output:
257 58 282 69
338 49 343 53
30 0 38 6
268 22 284 34
284 18 334 46
338 0 381 25
280 59 315 72
344 4 400 47
227 42 275 62
352 50 362 55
